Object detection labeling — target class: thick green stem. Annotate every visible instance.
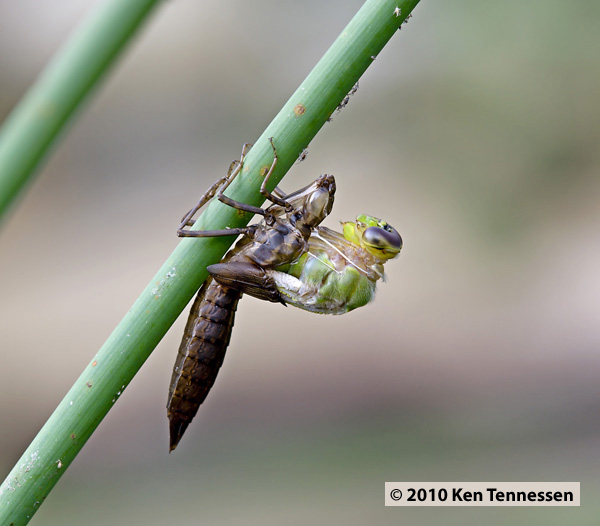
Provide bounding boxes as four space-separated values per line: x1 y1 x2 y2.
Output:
0 1 420 524
0 0 162 222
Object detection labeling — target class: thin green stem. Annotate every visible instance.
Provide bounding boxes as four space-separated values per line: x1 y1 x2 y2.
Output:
0 0 162 222
0 1 420 524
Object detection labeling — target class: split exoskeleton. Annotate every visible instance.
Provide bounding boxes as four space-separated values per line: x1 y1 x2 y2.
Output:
167 140 401 451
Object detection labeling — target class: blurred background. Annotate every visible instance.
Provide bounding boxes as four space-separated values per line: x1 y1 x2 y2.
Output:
1 0 598 524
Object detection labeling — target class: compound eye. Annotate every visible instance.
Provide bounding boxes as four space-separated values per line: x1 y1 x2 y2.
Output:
305 188 332 224
363 225 402 250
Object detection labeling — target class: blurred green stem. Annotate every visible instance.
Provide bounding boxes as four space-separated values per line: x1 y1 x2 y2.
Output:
0 1 420 524
0 0 162 222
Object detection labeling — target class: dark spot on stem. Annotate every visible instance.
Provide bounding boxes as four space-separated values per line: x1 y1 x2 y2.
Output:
294 104 306 116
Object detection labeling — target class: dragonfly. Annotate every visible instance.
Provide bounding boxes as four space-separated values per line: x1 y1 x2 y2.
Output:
167 141 402 451
167 139 336 451
248 213 402 314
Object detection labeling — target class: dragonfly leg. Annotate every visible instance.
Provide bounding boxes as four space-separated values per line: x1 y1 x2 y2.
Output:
216 138 291 214
178 147 248 233
272 186 287 199
179 167 235 228
208 261 285 304
183 142 252 220
214 140 281 217
178 144 264 237
177 226 252 238
177 139 292 239
258 137 293 211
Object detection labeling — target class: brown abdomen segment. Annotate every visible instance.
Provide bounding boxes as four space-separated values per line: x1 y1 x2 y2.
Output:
167 277 240 451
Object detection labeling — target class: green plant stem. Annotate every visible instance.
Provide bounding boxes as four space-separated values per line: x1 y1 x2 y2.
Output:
0 0 162 223
0 1 420 524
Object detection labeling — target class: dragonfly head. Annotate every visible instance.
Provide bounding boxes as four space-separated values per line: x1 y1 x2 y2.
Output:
342 215 402 260
298 174 336 229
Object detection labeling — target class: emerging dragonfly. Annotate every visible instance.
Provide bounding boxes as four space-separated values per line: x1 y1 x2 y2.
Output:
167 140 402 451
251 213 402 314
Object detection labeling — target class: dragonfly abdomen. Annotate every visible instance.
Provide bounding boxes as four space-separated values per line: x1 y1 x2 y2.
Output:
167 278 240 451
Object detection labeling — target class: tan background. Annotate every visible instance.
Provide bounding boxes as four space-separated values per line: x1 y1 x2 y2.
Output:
0 1 598 524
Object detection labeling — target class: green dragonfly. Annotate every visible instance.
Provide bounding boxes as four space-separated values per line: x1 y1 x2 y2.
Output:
211 214 401 314
167 141 401 451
